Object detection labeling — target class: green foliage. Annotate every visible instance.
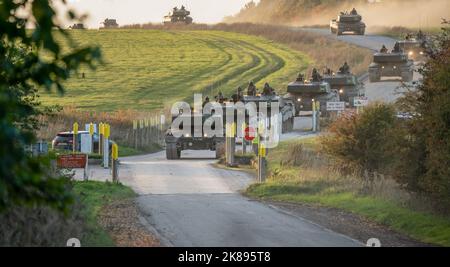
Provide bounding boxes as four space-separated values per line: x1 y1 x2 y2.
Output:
40 30 308 111
0 0 101 212
321 103 399 174
396 22 450 201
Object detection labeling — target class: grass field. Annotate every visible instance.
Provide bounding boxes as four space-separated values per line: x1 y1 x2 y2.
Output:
41 30 309 112
246 138 450 246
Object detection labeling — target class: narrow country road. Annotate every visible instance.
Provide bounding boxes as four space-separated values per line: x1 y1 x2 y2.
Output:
118 150 360 247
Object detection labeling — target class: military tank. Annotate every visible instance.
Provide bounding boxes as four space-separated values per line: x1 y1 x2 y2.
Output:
69 23 85 30
286 70 339 114
165 111 225 160
241 92 295 134
164 6 193 25
397 31 427 61
330 8 366 36
369 44 414 82
322 63 365 108
101 19 119 29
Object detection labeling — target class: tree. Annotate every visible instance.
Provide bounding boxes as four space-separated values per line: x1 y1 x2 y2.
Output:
0 0 101 212
396 21 450 201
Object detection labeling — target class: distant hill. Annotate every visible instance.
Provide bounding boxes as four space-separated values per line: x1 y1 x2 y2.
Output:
225 0 447 28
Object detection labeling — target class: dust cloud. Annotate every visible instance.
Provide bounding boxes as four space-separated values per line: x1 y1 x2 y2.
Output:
290 0 449 29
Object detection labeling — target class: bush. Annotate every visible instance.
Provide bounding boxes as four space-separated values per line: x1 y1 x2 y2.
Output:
320 103 400 174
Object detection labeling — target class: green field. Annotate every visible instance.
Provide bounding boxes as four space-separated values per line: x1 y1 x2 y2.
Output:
42 30 310 111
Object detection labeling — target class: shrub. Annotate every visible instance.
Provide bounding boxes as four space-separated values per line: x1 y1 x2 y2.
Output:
320 103 400 175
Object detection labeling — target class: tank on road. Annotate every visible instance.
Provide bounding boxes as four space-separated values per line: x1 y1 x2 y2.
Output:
369 44 414 82
286 69 339 114
322 63 365 108
397 31 427 61
330 8 365 36
165 112 225 160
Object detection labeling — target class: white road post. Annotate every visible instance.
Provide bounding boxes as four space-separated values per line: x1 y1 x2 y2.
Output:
312 101 317 132
103 124 110 169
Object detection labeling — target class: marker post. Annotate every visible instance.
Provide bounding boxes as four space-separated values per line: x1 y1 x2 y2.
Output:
73 122 79 153
103 124 110 169
112 143 119 183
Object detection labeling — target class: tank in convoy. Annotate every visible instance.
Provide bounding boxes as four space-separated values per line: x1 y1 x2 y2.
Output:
286 69 339 114
330 8 366 36
397 30 427 60
100 18 119 29
69 23 85 30
164 6 193 25
241 83 296 133
369 43 414 82
165 111 225 160
322 62 365 108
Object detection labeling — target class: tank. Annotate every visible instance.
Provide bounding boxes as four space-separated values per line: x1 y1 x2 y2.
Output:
397 31 427 61
69 23 85 30
322 64 365 108
286 71 339 114
330 9 366 36
164 6 193 25
369 46 414 82
165 112 225 160
101 19 119 29
241 94 296 134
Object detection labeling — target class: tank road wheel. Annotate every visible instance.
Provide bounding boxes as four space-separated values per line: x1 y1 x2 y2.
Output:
215 141 225 159
401 71 413 82
166 143 180 160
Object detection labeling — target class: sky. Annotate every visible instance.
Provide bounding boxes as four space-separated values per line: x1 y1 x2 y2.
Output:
60 0 255 28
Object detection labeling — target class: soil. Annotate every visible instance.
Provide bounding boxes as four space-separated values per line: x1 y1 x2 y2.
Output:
98 199 160 247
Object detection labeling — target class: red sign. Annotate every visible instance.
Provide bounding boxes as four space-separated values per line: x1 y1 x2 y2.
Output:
57 154 87 169
244 127 256 142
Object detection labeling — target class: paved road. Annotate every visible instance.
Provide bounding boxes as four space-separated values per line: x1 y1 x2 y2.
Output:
118 151 360 247
301 28 421 104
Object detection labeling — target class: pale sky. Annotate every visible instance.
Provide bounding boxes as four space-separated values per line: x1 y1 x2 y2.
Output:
59 0 255 28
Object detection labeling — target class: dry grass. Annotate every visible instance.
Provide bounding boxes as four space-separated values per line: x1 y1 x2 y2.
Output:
37 106 168 149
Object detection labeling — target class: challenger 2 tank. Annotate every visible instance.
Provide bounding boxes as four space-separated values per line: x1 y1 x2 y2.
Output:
241 89 296 134
101 18 119 29
164 6 193 25
369 44 414 82
322 63 365 108
397 31 427 61
286 69 339 114
165 111 225 160
330 8 365 36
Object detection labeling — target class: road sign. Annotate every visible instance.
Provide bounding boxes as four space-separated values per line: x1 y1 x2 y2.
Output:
88 123 95 135
112 143 119 160
104 124 110 138
326 101 346 111
244 127 256 142
57 154 87 169
354 97 369 107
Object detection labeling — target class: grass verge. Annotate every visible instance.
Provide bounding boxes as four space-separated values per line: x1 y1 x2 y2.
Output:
245 138 450 247
73 181 136 246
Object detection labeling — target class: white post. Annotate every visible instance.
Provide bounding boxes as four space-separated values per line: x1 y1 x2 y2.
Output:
84 154 89 181
103 137 109 169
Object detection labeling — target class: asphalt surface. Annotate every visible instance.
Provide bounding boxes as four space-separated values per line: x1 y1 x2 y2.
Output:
84 29 421 247
119 151 360 247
